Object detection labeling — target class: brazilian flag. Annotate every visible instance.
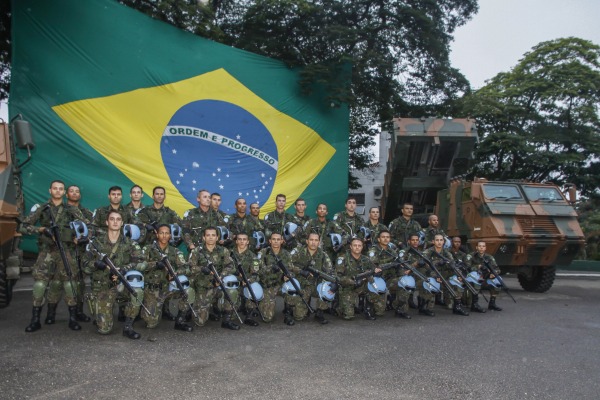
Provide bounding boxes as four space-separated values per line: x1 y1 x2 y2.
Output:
10 0 349 226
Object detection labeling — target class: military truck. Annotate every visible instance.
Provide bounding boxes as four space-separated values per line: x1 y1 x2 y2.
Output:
436 177 585 292
381 117 585 293
0 117 34 308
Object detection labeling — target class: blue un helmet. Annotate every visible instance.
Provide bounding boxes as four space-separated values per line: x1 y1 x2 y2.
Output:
69 220 89 241
417 230 426 247
283 222 298 242
243 282 264 301
123 224 141 241
329 233 343 252
443 236 452 249
168 275 190 292
281 278 301 296
466 271 483 289
487 277 502 288
170 224 182 246
449 274 464 289
221 275 239 290
422 277 441 293
252 231 266 250
125 270 144 289
387 242 398 252
397 275 416 292
367 276 387 294
317 282 336 302
359 227 372 241
217 226 231 241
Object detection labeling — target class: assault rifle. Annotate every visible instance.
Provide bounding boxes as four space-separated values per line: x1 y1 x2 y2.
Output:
201 252 244 324
408 247 457 298
436 253 480 297
231 253 266 322
269 248 314 314
354 262 401 285
481 260 517 303
43 204 77 299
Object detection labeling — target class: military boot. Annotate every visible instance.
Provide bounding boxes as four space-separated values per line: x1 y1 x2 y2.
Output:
174 310 194 332
355 294 365 314
471 294 486 313
283 304 295 326
452 299 470 316
408 293 417 309
418 297 435 317
209 305 222 321
117 305 126 322
44 303 58 325
386 294 396 311
76 301 91 322
488 297 503 311
434 292 447 306
395 306 412 319
161 303 176 321
221 312 240 330
67 306 82 331
314 309 329 325
364 301 376 320
25 306 42 333
123 317 141 339
243 310 259 327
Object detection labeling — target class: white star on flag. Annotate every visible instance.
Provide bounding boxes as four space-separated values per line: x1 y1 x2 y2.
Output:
172 149 177 154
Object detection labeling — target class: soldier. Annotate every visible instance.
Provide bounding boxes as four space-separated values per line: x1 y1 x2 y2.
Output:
229 198 263 252
188 227 240 330
182 189 226 251
363 207 387 251
289 232 334 324
293 198 310 225
230 232 261 326
301 203 346 262
469 241 503 311
423 234 469 316
141 224 194 332
263 194 297 248
258 232 291 324
332 196 366 248
211 192 231 225
92 186 133 235
83 210 146 339
450 237 485 313
423 214 446 249
368 230 411 319
335 238 382 320
388 202 422 249
20 180 88 332
249 202 265 232
134 186 181 245
403 233 435 316
44 184 93 325
124 184 144 220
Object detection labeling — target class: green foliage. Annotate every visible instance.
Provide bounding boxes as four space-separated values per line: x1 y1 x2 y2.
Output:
577 197 600 260
460 37 600 196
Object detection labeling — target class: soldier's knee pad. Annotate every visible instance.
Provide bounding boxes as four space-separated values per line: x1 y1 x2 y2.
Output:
32 281 48 300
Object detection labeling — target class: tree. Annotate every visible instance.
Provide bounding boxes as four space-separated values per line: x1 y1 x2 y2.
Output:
459 37 600 196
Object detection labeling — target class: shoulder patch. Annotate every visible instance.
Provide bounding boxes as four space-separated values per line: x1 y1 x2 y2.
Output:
368 251 375 257
290 249 297 255
183 210 190 218
135 208 143 215
333 214 338 221
337 258 343 265
30 203 41 213
92 209 97 218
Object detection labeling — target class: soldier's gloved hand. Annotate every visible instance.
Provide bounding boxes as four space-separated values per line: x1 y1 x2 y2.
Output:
201 266 211 275
418 259 426 267
146 223 157 232
94 260 107 270
299 270 311 278
354 278 365 288
271 265 280 273
156 260 166 270
328 282 339 293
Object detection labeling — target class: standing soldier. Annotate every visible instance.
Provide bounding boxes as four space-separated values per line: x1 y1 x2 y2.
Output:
468 241 503 311
363 207 387 251
84 210 146 339
125 184 144 221
211 192 231 225
388 202 422 249
249 202 265 232
289 232 334 324
301 203 346 262
134 186 181 245
20 180 88 332
293 198 310 225
230 232 261 326
258 233 291 324
229 198 263 252
423 214 446 249
335 238 382 320
182 189 226 251
333 196 366 249
141 224 194 332
423 234 469 316
188 227 240 330
92 186 133 235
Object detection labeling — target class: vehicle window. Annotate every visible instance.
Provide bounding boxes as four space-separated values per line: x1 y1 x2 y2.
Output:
522 186 564 202
481 184 523 201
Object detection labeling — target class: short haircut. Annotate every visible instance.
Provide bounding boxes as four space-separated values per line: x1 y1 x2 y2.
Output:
130 184 143 193
108 186 122 194
152 186 166 195
50 180 65 188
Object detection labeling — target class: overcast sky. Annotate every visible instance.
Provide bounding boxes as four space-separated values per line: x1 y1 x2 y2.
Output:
3 0 600 121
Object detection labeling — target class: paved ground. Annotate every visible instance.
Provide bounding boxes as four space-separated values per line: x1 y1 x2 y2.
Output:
1 273 599 400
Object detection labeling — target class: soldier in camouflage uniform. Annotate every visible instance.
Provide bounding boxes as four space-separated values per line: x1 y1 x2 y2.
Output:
141 224 194 332
257 233 290 324
423 234 469 316
293 198 310 225
83 210 146 338
124 184 144 221
188 227 240 330
20 180 88 332
230 232 261 326
468 241 503 311
403 233 436 316
249 202 265 232
182 189 227 251
301 203 347 262
368 230 411 319
423 214 446 249
450 237 486 313
229 198 264 253
134 186 181 246
363 207 388 252
45 184 93 325
211 192 231 225
332 196 366 252
388 202 422 249
289 232 334 324
335 238 383 320
263 194 297 249
92 186 133 236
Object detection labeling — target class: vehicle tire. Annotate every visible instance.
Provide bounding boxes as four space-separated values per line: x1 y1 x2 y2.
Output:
0 266 12 308
518 266 555 293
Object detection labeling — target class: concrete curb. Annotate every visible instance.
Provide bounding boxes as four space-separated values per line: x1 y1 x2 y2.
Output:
559 260 600 272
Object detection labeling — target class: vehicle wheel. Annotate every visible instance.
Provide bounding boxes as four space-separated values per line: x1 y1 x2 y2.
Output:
518 266 555 293
0 266 12 308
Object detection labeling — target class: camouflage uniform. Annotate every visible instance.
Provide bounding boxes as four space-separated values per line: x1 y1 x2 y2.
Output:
289 245 333 321
368 245 403 315
263 210 296 238
450 248 477 307
92 204 133 236
229 213 264 252
83 232 146 334
231 248 262 324
334 252 383 319
403 247 436 314
124 201 143 222
257 248 290 323
182 207 226 249
188 245 238 326
423 247 467 314
388 216 422 248
424 226 446 249
332 211 365 248
300 218 347 262
469 251 503 310
133 205 181 245
363 221 388 252
141 243 193 328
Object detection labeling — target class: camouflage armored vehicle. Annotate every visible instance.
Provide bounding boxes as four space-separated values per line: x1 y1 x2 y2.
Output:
0 118 34 308
436 178 585 292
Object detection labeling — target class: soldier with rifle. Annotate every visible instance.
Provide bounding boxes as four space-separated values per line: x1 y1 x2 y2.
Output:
258 233 293 325
182 189 227 251
468 241 509 311
402 233 437 316
300 203 346 262
83 210 147 339
231 232 262 326
363 207 387 252
19 180 89 332
229 198 264 253
92 186 133 236
388 202 422 250
449 237 486 313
